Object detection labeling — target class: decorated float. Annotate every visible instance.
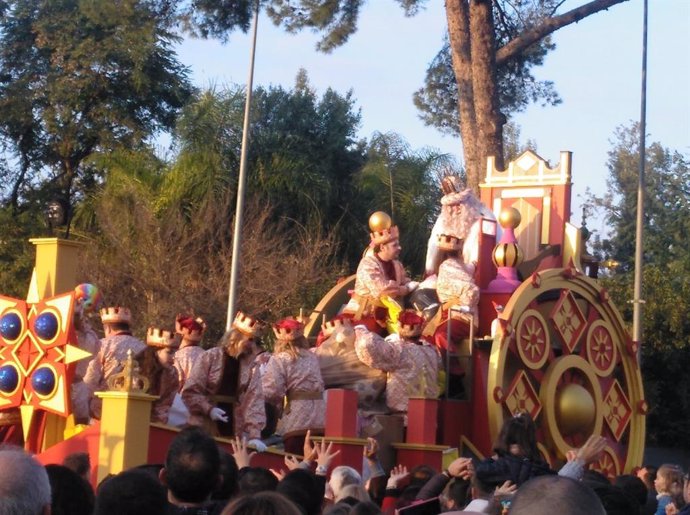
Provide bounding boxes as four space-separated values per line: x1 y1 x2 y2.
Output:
0 150 645 484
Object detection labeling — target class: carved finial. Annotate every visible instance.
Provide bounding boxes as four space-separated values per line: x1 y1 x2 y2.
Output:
107 348 150 393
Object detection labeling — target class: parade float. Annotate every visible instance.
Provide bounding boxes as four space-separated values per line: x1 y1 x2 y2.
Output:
0 150 645 485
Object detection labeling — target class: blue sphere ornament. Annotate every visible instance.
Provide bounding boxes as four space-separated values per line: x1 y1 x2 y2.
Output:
34 312 59 341
31 367 56 396
0 365 19 394
0 313 22 341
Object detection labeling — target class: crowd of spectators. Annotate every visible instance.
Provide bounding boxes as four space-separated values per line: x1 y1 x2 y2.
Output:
1 418 688 515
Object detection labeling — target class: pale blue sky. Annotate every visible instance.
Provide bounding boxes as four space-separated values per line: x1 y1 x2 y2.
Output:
176 0 689 234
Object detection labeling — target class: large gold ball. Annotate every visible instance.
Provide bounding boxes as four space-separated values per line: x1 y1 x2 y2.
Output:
557 383 596 436
369 211 392 232
498 207 522 229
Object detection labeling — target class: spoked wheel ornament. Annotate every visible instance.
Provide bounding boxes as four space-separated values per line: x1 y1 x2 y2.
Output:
487 268 646 477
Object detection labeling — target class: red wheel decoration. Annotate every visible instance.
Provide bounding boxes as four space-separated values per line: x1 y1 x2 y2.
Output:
515 309 550 370
586 321 618 377
487 269 645 473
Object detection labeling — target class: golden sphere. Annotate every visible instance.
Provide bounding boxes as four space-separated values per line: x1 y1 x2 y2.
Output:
557 383 596 436
369 211 392 232
498 207 522 229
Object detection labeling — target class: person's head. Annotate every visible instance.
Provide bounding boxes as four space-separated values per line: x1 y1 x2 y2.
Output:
336 484 370 504
100 306 132 336
221 329 254 358
508 475 606 515
273 318 309 357
237 466 278 495
175 314 207 347
135 347 166 394
0 446 51 515
45 464 95 515
493 412 540 461
655 464 684 495
221 491 302 515
329 466 362 500
212 450 239 501
587 482 640 515
441 477 471 510
145 327 179 369
408 464 435 487
636 464 657 490
350 501 382 515
160 426 221 505
376 238 401 261
613 474 648 506
62 452 91 483
277 469 324 515
94 469 167 515
683 471 690 504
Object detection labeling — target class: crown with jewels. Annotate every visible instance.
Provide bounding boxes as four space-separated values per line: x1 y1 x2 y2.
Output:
321 317 352 338
273 317 304 342
370 225 399 246
232 311 261 338
100 306 132 325
398 310 424 338
146 327 179 348
437 233 462 252
175 314 207 342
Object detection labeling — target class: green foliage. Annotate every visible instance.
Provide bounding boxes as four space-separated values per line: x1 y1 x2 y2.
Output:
0 0 193 207
0 206 47 298
413 32 560 137
354 132 457 273
589 122 690 447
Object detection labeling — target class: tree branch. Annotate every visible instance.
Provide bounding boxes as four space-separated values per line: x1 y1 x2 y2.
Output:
496 0 629 65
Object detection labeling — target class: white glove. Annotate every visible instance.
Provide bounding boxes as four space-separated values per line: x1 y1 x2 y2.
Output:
406 281 420 292
209 407 228 422
247 438 267 452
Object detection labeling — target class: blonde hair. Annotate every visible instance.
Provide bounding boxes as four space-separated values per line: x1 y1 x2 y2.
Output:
221 329 251 358
274 335 309 360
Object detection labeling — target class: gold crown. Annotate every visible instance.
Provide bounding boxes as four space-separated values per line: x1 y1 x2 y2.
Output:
232 311 261 338
370 225 399 246
273 319 304 342
321 317 352 338
175 314 207 342
146 327 179 348
437 233 462 252
100 306 132 325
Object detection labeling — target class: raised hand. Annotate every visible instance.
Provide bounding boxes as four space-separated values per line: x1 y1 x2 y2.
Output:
230 436 256 469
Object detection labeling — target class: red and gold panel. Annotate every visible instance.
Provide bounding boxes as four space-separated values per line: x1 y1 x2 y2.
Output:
504 370 542 421
515 309 550 369
586 321 618 377
549 290 587 353
0 292 86 418
591 446 621 481
603 380 633 442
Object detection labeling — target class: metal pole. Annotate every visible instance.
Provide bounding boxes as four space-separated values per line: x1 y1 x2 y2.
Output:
226 0 260 331
632 0 648 356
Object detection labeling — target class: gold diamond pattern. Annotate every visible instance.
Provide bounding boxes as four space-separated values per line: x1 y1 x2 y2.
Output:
550 291 587 353
591 447 620 480
504 370 542 421
603 380 632 441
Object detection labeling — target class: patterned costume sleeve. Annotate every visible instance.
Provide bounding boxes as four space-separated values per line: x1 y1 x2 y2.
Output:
261 355 287 407
357 256 399 299
152 367 179 424
238 360 265 440
83 347 104 395
181 351 214 417
354 327 402 372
